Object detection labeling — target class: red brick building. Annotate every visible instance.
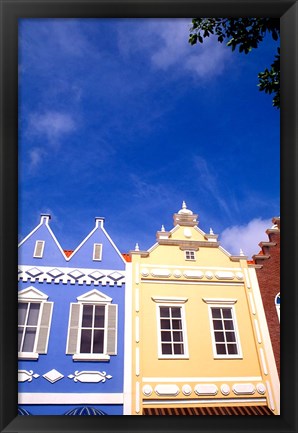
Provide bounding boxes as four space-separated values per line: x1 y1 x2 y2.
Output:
252 217 280 377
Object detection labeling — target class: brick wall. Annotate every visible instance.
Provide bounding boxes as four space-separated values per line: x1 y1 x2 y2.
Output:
254 223 280 377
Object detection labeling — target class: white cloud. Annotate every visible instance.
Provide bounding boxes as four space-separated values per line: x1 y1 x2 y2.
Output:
194 155 231 217
220 218 272 259
119 19 231 79
28 147 46 170
29 111 76 143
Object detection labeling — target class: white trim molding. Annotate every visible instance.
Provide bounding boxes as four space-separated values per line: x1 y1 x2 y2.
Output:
18 265 125 286
18 393 123 405
151 296 188 304
202 298 237 305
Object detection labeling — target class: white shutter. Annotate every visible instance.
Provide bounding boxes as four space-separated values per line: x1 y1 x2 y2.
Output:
66 303 81 354
34 240 45 258
35 302 53 353
106 304 117 355
93 243 102 261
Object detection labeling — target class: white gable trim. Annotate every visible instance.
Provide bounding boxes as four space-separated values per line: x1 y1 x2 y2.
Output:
18 219 68 260
77 289 112 303
65 225 126 264
102 225 126 264
18 223 43 247
18 286 49 301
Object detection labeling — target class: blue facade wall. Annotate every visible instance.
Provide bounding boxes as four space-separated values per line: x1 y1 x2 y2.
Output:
18 216 126 415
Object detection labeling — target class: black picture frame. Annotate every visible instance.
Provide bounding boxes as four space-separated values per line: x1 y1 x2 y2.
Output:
0 1 297 432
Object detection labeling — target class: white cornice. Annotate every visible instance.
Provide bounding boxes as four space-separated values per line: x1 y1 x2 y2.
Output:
18 265 125 286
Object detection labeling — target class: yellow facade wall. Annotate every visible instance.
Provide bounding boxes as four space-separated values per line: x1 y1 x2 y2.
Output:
128 206 279 415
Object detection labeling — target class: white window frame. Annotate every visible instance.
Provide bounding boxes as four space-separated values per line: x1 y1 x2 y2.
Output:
75 302 109 360
203 298 242 359
67 290 117 362
33 240 45 258
18 287 53 360
92 243 102 261
185 250 196 261
275 293 280 322
153 297 189 359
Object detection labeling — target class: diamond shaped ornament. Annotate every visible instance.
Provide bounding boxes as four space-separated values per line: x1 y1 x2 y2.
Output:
43 369 64 383
26 267 43 277
108 271 124 281
47 268 64 278
88 270 105 281
68 269 84 280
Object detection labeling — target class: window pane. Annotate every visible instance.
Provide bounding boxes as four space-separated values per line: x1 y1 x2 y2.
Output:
211 308 221 319
222 308 232 319
173 331 183 342
214 331 225 342
226 332 236 342
161 331 171 342
227 344 238 355
22 328 36 352
82 305 93 327
161 343 172 354
213 320 223 330
94 305 105 328
216 344 226 355
27 303 40 326
160 319 170 329
224 320 234 330
173 344 184 354
171 308 181 318
93 330 104 353
160 307 170 317
18 303 28 326
172 319 182 330
80 329 92 353
18 327 24 351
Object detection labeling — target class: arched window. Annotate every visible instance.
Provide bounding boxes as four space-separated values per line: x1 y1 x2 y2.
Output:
275 293 280 322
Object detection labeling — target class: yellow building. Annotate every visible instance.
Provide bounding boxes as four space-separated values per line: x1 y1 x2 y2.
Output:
124 203 279 415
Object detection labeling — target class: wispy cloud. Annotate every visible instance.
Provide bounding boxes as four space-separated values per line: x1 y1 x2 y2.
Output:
220 218 272 258
118 19 231 79
28 147 47 170
29 111 76 143
193 155 232 217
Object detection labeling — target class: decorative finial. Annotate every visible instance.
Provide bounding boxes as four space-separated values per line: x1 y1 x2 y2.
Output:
178 201 193 215
240 249 244 256
135 243 140 251
161 225 165 232
209 228 214 235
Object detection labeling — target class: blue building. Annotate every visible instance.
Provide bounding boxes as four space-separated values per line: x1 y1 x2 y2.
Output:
18 214 127 415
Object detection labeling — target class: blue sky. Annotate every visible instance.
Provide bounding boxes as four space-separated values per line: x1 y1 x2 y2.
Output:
18 18 280 258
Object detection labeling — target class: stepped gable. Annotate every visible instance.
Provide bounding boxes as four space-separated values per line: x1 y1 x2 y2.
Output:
252 217 280 377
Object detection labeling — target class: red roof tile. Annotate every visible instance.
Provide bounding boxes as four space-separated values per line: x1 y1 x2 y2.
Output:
122 253 131 262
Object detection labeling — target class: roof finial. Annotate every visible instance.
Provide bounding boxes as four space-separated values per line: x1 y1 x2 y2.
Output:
161 225 165 232
135 243 140 251
178 201 193 215
240 248 245 256
209 227 214 235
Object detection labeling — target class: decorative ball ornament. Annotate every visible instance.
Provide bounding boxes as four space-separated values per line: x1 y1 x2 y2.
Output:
205 271 213 279
220 384 230 396
236 272 244 280
182 384 192 396
142 385 153 396
256 383 266 395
